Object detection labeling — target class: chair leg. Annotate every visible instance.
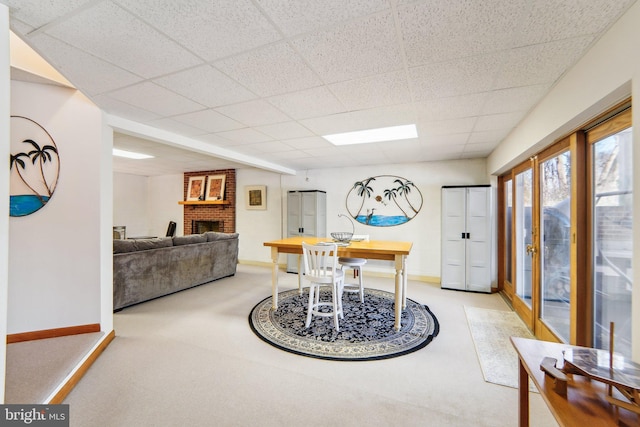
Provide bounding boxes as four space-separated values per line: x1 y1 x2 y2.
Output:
357 266 364 303
332 283 340 331
305 284 315 328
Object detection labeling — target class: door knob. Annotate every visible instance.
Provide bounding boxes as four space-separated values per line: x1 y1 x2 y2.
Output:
526 244 537 255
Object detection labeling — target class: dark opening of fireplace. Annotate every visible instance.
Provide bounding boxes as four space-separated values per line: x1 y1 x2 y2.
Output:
192 220 221 234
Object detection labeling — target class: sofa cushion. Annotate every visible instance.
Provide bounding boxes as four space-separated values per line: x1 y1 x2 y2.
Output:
134 237 173 251
113 239 138 254
205 231 239 241
173 234 207 246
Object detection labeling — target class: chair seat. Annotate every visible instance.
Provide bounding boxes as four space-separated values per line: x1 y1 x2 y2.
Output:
338 258 366 303
338 257 367 266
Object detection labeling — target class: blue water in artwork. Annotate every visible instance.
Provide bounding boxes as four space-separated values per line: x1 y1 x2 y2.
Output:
10 195 49 217
355 215 409 227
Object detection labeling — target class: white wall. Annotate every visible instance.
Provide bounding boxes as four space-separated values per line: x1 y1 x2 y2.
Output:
113 172 183 238
237 159 488 279
148 174 183 237
1 3 10 403
8 80 103 334
487 1 640 359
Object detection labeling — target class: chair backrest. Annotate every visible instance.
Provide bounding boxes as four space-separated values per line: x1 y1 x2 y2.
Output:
166 221 177 237
302 242 339 283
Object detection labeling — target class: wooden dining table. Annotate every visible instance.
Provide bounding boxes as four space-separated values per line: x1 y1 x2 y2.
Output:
263 237 413 331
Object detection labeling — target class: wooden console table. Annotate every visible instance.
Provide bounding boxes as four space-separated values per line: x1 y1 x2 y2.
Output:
510 337 639 426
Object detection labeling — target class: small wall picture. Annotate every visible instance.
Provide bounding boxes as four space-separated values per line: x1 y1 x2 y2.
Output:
206 174 226 201
245 185 266 210
187 176 206 201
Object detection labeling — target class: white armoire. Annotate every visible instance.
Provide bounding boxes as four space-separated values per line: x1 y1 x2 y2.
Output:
286 190 327 273
441 185 492 293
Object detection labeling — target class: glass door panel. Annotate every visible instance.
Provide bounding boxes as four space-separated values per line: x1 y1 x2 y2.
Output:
505 179 513 286
592 126 633 358
515 169 533 308
540 151 571 342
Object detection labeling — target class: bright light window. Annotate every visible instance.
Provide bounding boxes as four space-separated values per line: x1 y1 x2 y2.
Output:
323 124 417 146
112 148 154 159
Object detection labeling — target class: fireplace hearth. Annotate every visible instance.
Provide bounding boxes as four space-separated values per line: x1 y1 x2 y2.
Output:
192 220 221 234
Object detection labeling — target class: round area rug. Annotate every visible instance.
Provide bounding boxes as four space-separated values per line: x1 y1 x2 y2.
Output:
249 288 439 361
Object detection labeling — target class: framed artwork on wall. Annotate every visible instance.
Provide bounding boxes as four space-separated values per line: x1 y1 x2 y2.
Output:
187 176 206 201
206 174 226 201
245 185 266 210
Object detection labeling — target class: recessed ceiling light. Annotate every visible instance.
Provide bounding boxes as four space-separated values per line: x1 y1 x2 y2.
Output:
112 148 154 159
323 124 418 146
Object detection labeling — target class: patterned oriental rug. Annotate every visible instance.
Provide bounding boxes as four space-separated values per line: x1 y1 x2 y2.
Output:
249 288 439 361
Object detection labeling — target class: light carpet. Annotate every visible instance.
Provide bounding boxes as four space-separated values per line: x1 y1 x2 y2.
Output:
249 287 439 361
465 306 536 391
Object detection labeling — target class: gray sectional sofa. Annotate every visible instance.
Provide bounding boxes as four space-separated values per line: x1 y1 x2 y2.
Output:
113 231 239 311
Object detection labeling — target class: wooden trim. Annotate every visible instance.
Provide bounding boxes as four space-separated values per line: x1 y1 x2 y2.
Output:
178 200 230 205
570 131 588 346
7 323 101 344
585 106 632 144
47 329 115 404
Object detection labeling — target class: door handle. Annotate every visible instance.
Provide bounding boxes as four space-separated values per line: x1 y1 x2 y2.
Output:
526 244 537 255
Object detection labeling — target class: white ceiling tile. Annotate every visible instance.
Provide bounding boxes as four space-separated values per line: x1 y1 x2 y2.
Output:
107 82 205 117
419 132 469 146
329 70 411 111
171 109 245 133
239 141 295 154
153 65 257 108
494 37 595 89
28 34 143 96
464 141 498 153
515 0 637 46
268 86 346 120
414 92 488 121
398 0 530 66
214 128 273 144
45 2 203 78
409 52 505 100
253 121 314 140
300 104 418 135
482 85 550 115
282 136 332 150
3 0 94 28
475 111 526 132
256 0 389 36
421 117 477 136
118 0 282 61
468 129 511 144
292 11 402 83
91 94 161 123
215 99 290 126
215 42 322 97
145 117 209 137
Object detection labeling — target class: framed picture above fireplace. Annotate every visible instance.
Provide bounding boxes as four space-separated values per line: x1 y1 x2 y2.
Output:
206 175 226 201
187 176 206 201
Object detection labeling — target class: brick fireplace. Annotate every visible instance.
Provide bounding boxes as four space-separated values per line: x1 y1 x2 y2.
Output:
183 169 236 235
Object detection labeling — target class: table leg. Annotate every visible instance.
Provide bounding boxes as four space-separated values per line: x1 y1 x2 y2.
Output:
402 256 408 309
518 358 529 427
297 254 303 295
394 255 404 331
270 247 279 310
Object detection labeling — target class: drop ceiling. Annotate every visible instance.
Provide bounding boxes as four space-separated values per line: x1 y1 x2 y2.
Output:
3 0 636 176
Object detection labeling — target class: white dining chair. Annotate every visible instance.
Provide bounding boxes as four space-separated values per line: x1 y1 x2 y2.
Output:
338 257 367 303
301 242 345 331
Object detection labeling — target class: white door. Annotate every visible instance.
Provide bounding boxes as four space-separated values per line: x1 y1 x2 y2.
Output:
441 188 466 290
466 187 491 292
300 192 317 236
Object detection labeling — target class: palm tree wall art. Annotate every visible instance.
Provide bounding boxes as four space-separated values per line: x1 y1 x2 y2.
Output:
9 116 60 217
346 175 423 226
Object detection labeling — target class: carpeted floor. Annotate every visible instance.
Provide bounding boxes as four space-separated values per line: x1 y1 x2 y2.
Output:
464 306 536 390
249 287 439 360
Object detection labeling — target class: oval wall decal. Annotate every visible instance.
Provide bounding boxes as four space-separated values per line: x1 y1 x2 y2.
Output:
9 116 60 217
345 175 423 227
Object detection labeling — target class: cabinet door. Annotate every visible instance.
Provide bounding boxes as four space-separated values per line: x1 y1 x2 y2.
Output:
300 192 318 236
287 192 301 236
466 187 491 292
441 188 466 290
